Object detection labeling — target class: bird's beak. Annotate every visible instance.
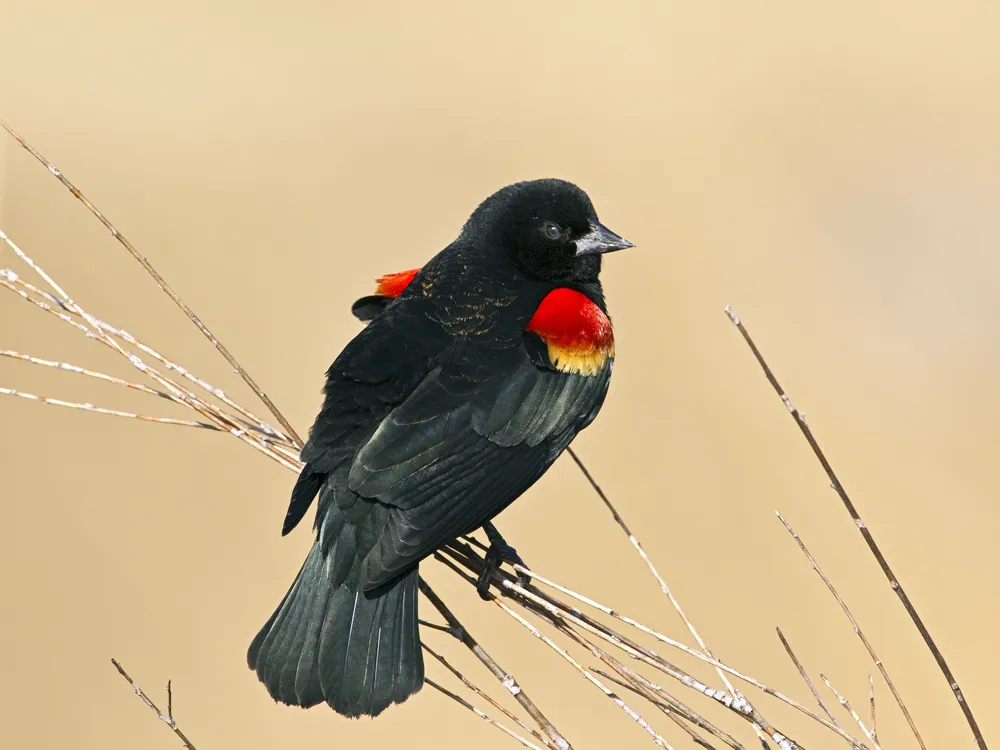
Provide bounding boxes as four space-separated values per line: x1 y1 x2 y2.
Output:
574 221 635 256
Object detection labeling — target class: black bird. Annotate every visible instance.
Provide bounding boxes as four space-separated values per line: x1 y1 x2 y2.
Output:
248 179 632 718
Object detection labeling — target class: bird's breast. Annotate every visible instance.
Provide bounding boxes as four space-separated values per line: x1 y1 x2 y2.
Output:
526 288 614 377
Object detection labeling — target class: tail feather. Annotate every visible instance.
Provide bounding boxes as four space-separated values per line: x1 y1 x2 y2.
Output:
248 544 330 708
248 543 423 717
291 552 329 706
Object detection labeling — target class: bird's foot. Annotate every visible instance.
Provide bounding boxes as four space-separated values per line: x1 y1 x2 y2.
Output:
477 522 531 600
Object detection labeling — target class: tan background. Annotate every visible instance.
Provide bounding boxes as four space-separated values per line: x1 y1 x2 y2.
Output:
2 2 998 748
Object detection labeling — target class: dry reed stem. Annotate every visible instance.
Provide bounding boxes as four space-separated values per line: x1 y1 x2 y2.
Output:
495 580 803 750
422 642 553 748
543 602 775 750
2 349 194 401
558 628 697 750
1 233 301 471
774 628 844 735
462 537 755 740
0 118 303 449
776 511 924 748
613 679 722 750
456 549 860 749
564 450 755 706
593 668 737 750
529 611 698 746
820 675 880 750
110 659 198 750
0 341 286 446
418 578 571 750
1 269 98 339
424 678 546 750
437 544 860 750
2 269 277 435
0 386 218 428
492 594 673 748
432 550 675 747
869 676 876 744
592 653 744 750
725 305 984 749
0 268 294 449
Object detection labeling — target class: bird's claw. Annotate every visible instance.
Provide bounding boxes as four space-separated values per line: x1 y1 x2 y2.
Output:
477 522 531 600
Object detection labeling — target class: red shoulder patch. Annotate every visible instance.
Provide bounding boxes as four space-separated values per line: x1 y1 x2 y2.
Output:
526 288 614 376
374 268 421 298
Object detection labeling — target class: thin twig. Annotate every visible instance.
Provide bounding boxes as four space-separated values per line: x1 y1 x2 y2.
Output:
492 595 673 748
418 578 571 750
725 305 984 749
0 339 288 448
1 349 193 404
776 511 924 748
593 668 728 750
2 260 291 447
0 119 303 448
1 227 301 470
110 659 197 750
565 447 767 747
437 545 851 750
775 628 842 731
433 550 674 747
2 269 102 339
418 619 455 635
614 678 724 750
447 542 854 749
868 676 876 743
423 641 552 748
0 387 219 429
556 624 694 750
425 678 546 750
496 578 801 750
820 675 880 750
592 654 744 750
2 269 279 437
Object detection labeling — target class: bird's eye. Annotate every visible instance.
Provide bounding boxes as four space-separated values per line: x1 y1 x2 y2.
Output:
542 221 563 240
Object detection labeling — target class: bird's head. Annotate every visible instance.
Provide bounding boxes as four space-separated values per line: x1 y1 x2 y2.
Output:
351 180 632 321
462 179 633 284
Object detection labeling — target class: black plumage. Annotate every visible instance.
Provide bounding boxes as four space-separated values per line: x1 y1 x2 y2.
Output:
248 179 631 718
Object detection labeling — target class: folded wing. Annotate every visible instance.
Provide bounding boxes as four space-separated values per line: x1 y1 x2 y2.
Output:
348 349 610 589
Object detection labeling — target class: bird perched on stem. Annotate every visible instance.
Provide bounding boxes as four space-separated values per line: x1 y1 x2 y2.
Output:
248 178 632 718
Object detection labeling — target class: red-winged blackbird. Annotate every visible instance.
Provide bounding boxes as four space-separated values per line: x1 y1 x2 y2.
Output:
248 179 631 718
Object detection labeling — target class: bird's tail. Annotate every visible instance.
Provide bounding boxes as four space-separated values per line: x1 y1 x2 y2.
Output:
247 542 423 717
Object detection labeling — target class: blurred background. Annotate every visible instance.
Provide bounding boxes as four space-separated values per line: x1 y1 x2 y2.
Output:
2 2 998 748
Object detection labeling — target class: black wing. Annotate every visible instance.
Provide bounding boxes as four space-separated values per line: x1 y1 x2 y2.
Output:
281 295 446 537
350 294 393 322
347 341 611 590
285 274 611 593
